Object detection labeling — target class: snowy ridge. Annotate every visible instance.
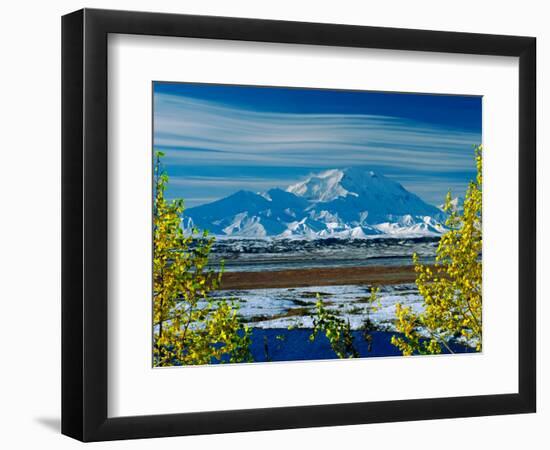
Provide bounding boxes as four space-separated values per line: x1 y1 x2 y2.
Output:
184 168 447 239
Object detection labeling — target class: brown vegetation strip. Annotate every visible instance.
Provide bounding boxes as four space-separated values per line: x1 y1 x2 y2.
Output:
218 265 418 290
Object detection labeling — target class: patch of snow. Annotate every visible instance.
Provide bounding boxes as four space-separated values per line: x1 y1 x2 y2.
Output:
223 213 267 238
259 191 272 201
439 196 463 212
210 283 424 332
287 169 357 202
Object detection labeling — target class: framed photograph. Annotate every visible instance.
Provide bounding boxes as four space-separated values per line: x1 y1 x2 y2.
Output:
62 8 536 441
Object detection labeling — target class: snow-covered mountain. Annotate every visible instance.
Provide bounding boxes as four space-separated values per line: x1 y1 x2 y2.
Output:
184 168 447 239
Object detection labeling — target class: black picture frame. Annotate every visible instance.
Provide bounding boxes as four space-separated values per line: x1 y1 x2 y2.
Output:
62 8 536 442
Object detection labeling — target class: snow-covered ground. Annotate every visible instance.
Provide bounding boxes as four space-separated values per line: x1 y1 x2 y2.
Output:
208 283 424 331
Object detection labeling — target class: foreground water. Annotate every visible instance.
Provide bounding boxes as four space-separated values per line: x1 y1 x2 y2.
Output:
245 329 475 362
205 283 478 359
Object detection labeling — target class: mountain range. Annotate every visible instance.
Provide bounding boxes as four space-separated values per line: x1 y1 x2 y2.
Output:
183 168 448 239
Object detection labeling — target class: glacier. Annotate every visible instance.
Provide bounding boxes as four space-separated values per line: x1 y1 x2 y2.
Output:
184 168 448 239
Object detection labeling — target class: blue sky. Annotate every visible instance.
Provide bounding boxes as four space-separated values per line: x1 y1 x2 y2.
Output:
153 82 481 208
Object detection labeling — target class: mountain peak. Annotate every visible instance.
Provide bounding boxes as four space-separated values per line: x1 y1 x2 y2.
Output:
185 167 446 239
286 169 344 201
287 168 357 202
287 167 404 203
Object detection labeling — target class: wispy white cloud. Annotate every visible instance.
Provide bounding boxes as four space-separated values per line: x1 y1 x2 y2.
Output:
155 94 478 166
154 92 480 206
168 176 291 190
